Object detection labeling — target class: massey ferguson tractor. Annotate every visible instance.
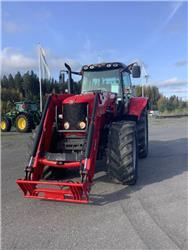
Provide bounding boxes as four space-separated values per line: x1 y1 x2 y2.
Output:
16 62 149 203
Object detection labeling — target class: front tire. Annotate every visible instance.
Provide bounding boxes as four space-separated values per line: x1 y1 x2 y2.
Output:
0 117 11 132
16 114 32 133
106 121 138 185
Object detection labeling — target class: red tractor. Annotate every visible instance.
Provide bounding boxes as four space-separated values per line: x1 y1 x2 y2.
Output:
16 62 149 203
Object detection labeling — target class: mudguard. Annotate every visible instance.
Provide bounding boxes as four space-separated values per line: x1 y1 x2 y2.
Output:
128 97 149 119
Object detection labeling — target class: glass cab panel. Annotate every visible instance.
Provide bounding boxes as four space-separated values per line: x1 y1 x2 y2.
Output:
81 69 121 96
122 71 132 94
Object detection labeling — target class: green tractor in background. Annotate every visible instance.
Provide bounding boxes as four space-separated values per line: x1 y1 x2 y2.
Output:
1 101 41 133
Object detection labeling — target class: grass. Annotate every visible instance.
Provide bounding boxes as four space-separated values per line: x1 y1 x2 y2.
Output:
160 108 188 116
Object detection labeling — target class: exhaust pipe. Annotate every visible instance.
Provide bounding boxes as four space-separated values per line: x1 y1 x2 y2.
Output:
64 63 74 94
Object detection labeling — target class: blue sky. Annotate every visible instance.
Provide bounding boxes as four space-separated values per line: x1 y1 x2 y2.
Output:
1 1 188 99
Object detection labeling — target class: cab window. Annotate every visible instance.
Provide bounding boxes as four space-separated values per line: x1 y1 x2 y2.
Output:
82 69 121 95
122 72 131 89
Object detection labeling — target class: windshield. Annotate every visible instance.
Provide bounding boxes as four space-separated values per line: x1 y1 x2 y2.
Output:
29 104 38 111
81 69 121 95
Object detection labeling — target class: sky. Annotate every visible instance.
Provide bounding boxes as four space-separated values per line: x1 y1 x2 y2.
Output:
1 1 188 99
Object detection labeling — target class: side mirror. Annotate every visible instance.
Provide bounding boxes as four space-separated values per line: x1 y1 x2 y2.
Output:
132 65 141 78
64 62 71 72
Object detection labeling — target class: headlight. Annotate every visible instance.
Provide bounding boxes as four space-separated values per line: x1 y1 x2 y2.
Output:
64 122 70 130
83 65 88 70
79 121 86 130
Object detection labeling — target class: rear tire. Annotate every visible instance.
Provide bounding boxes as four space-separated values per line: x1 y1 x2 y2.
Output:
137 109 148 158
0 117 11 132
16 114 32 133
106 121 138 185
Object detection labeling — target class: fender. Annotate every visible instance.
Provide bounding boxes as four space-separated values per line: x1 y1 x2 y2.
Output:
128 97 149 119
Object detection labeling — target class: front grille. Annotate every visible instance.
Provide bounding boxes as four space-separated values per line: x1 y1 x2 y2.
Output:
63 103 87 130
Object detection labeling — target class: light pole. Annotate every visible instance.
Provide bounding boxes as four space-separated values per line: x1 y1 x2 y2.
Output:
38 44 43 112
142 74 149 97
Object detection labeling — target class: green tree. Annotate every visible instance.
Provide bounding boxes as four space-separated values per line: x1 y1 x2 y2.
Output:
1 75 9 88
30 71 40 97
135 85 160 110
14 71 24 97
135 85 142 97
22 71 33 99
22 71 39 100
157 96 167 112
8 74 15 89
1 88 20 105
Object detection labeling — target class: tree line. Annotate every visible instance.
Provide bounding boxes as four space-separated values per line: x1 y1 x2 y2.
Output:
135 85 187 113
1 71 187 114
1 71 66 113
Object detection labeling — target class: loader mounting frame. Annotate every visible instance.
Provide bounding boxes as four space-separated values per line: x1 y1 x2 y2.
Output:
16 94 102 204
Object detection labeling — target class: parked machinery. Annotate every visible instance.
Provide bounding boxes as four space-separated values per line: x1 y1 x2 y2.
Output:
16 62 149 203
1 101 41 133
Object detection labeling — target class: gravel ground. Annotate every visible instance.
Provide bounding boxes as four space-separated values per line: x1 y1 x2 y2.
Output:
1 117 188 250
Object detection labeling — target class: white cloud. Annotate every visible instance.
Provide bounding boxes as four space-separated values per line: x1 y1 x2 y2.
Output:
49 57 81 71
158 77 188 87
0 47 81 75
1 47 37 73
148 76 188 99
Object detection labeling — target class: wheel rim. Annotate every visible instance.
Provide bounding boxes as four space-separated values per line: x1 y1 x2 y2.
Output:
1 121 6 130
18 117 26 130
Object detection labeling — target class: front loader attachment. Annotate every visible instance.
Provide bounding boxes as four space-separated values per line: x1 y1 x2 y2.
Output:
16 93 100 204
16 179 89 203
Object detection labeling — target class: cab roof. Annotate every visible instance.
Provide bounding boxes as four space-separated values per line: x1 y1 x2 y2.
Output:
81 62 127 72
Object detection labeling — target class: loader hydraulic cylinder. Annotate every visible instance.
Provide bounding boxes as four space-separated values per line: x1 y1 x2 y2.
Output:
31 95 52 158
85 94 98 159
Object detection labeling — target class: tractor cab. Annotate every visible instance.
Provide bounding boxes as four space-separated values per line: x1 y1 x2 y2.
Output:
15 101 38 112
81 62 140 98
59 62 140 97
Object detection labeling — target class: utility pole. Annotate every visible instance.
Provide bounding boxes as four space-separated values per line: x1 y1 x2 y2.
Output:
38 44 43 113
142 74 149 97
141 62 149 97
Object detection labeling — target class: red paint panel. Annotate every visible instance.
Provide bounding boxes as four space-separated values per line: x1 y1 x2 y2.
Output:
128 97 148 118
16 179 89 203
38 158 81 168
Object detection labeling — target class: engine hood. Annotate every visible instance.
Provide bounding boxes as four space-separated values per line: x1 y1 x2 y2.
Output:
63 93 95 105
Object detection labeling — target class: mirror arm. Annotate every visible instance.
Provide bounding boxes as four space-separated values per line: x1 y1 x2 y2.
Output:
126 62 139 72
60 70 81 76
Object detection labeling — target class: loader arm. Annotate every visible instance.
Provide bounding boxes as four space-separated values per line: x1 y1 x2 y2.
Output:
16 92 114 203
